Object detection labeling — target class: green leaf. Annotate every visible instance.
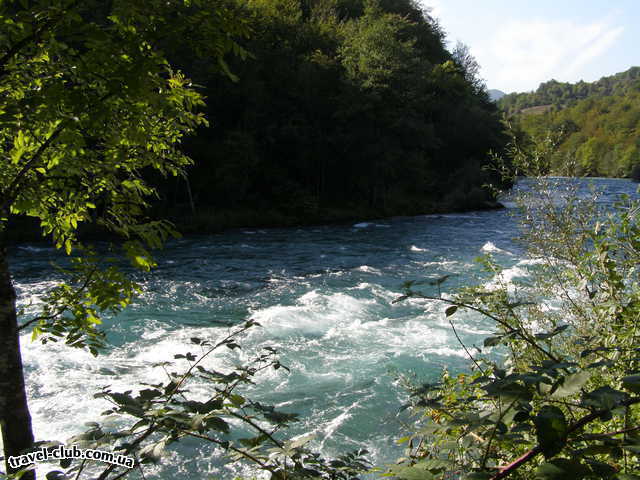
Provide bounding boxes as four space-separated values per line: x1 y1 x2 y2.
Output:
622 374 640 393
445 305 458 316
535 325 570 340
392 294 409 304
392 466 435 480
286 433 315 450
535 458 590 479
140 440 166 463
190 413 206 430
204 416 229 433
534 406 567 459
584 459 617 477
46 471 66 480
484 378 532 401
581 386 627 411
483 335 503 347
138 389 162 401
551 371 590 398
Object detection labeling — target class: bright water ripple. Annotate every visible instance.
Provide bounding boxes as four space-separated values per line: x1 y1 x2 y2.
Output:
9 178 638 478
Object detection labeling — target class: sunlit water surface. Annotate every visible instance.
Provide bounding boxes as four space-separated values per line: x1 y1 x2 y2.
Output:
9 178 638 478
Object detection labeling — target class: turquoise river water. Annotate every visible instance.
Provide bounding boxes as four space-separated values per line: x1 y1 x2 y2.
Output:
9 178 638 478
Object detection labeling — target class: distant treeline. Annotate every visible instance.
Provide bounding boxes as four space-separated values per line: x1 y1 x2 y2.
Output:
501 67 640 178
150 0 507 231
499 67 640 115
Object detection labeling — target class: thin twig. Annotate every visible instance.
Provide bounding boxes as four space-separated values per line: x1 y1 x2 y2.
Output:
184 431 273 472
448 318 486 376
73 459 87 480
410 293 561 363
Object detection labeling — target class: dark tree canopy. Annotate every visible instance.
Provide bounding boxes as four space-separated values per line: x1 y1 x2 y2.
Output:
152 0 507 231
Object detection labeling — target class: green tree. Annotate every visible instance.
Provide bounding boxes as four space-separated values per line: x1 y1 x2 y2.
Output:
0 0 246 476
452 41 484 94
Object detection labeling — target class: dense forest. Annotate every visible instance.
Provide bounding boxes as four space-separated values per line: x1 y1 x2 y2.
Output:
149 0 507 231
499 67 640 178
498 66 640 115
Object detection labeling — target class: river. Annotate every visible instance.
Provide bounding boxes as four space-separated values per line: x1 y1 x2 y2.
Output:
10 178 638 478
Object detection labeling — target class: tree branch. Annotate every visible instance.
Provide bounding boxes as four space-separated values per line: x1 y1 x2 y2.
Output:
184 431 274 472
1 122 67 212
491 396 640 479
17 264 99 331
0 0 81 78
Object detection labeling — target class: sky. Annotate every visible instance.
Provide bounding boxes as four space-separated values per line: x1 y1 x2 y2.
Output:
420 0 640 94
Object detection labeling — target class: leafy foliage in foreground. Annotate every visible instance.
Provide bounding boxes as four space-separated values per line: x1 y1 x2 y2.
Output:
389 179 640 477
0 0 247 476
1 0 243 343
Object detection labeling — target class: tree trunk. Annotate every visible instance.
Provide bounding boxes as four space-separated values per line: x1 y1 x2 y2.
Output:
0 239 35 479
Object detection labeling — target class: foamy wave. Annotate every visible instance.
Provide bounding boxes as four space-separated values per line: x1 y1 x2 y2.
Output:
481 241 513 255
250 291 375 339
484 262 531 291
354 265 382 275
423 346 468 358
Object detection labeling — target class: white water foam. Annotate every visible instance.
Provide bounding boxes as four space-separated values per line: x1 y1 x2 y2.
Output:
354 265 382 275
481 241 513 256
485 263 529 292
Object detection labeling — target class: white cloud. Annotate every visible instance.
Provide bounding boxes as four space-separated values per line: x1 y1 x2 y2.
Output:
474 18 624 93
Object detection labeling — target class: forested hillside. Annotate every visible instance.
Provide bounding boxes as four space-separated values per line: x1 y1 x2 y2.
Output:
499 66 640 115
513 89 640 177
502 67 640 178
151 0 507 231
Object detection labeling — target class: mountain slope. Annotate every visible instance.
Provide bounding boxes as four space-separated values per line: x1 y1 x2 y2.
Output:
512 80 640 177
488 89 505 101
499 66 640 116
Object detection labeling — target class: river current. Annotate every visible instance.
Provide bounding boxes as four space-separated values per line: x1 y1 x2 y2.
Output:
9 178 638 478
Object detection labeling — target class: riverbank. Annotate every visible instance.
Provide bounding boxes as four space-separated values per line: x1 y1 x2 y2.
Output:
169 197 504 235
7 190 503 243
